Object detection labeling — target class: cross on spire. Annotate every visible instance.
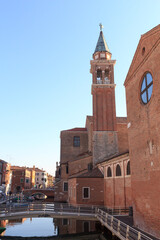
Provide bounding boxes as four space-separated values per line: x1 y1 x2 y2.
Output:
99 23 104 31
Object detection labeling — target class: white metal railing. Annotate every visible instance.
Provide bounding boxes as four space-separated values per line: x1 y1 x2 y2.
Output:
97 209 153 240
0 203 97 218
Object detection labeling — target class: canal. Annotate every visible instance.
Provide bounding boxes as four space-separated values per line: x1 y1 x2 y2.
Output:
0 217 114 239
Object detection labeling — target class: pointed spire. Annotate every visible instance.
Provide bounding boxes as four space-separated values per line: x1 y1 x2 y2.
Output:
94 25 110 54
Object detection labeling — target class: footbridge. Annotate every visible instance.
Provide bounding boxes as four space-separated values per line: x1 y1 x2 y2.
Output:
23 188 54 198
0 204 156 240
0 203 96 220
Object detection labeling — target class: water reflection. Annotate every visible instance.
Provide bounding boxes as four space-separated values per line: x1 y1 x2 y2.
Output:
0 218 102 238
0 218 57 237
54 218 101 235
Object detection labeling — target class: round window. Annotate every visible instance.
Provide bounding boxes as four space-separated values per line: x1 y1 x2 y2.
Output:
140 72 153 104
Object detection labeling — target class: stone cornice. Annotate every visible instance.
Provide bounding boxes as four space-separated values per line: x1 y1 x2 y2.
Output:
91 84 116 94
90 59 116 65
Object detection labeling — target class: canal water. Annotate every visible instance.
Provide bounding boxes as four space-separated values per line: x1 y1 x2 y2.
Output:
0 217 113 239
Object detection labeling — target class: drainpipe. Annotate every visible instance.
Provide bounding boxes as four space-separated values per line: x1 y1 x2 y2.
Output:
123 160 126 208
113 169 115 208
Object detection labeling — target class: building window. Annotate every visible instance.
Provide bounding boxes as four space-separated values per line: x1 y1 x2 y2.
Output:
63 182 68 192
107 167 112 177
20 178 23 183
62 218 68 226
83 187 90 199
97 69 102 84
88 163 93 171
104 69 110 84
66 165 69 174
116 164 121 176
36 173 39 176
127 161 131 175
73 136 80 147
140 72 153 104
26 178 29 183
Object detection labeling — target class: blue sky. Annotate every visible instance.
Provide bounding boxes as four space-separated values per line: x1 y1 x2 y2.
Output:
0 0 159 175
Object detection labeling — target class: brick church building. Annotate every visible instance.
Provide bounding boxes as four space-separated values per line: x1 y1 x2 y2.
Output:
55 25 160 238
124 24 160 238
54 27 131 207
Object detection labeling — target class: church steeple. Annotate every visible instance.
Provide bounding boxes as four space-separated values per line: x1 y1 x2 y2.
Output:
94 30 110 54
90 25 118 165
93 24 112 61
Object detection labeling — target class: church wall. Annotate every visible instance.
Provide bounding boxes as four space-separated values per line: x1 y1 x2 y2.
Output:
85 116 93 152
69 178 104 206
68 178 77 205
54 179 68 202
60 130 88 164
117 122 129 154
102 155 132 208
69 156 92 176
125 30 160 238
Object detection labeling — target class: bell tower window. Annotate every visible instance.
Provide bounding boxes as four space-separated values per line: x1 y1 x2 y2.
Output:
104 69 110 84
97 69 102 84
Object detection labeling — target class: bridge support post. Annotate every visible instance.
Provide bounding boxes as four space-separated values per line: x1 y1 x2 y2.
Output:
126 225 129 240
111 216 113 230
117 220 120 234
138 231 141 240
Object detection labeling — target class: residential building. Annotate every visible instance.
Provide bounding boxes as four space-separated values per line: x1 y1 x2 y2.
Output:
0 160 11 194
47 174 54 188
11 168 31 192
35 168 48 188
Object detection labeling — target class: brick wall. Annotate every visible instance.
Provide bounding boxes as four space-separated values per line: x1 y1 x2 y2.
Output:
69 178 104 206
125 25 160 238
117 122 129 154
102 154 132 208
60 130 88 164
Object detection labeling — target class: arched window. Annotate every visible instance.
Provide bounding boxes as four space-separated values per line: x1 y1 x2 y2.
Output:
97 69 102 84
107 167 112 177
116 164 121 176
104 69 110 84
126 161 131 175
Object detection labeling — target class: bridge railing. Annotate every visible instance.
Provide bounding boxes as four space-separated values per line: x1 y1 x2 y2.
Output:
0 202 130 218
97 208 153 240
0 203 97 217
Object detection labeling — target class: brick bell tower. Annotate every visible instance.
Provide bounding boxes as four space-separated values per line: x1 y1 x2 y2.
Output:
90 24 118 165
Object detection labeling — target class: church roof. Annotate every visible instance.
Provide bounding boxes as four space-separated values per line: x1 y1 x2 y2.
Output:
66 127 87 132
70 167 104 179
94 31 110 53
